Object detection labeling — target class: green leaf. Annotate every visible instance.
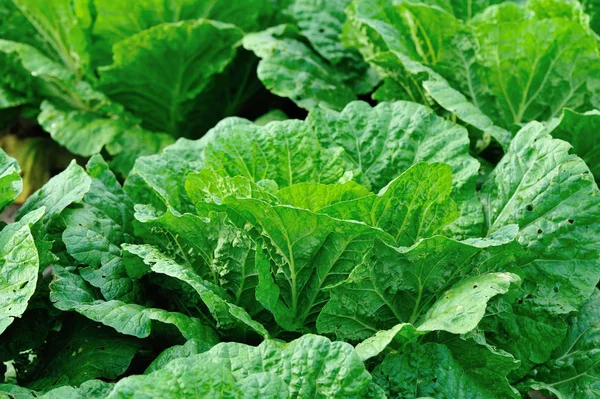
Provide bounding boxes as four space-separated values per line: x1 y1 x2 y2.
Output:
319 162 457 246
9 0 93 77
144 338 213 375
548 108 600 181
522 289 600 398
37 380 113 399
92 0 272 66
124 138 206 213
212 191 392 332
37 101 121 157
110 334 376 399
284 0 357 64
105 128 174 177
49 266 218 342
0 149 22 214
481 122 600 312
122 244 269 338
0 224 38 335
106 360 245 399
22 317 141 391
417 272 520 333
243 25 357 110
0 380 114 399
372 341 518 398
422 79 513 150
98 20 242 137
17 160 91 226
354 322 420 361
351 272 519 361
200 117 357 188
308 101 479 190
276 180 370 212
481 298 569 380
317 228 519 340
62 156 139 302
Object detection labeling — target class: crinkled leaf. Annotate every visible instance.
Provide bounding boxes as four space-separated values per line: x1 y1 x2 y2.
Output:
203 189 393 332
49 266 218 343
200 117 357 188
317 227 519 340
308 101 479 190
122 244 269 338
522 289 600 398
344 0 600 142
320 162 457 246
481 122 600 312
372 342 515 398
114 334 375 399
0 224 38 335
62 156 139 302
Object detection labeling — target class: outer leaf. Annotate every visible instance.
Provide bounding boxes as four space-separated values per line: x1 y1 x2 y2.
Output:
243 25 357 110
122 244 269 338
308 101 479 190
98 20 242 137
22 317 141 391
417 272 520 334
92 0 271 65
118 334 374 399
372 341 517 398
38 100 171 167
144 338 213 374
0 380 114 399
523 289 600 398
50 266 218 342
0 224 38 334
317 228 519 340
548 108 600 181
354 323 420 361
124 138 206 213
481 122 600 312
106 361 244 399
17 160 91 225
0 148 22 214
105 128 175 177
38 101 122 158
284 0 358 64
37 380 114 399
62 156 139 301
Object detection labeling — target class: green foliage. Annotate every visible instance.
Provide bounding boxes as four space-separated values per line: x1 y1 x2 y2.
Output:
2 0 600 398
